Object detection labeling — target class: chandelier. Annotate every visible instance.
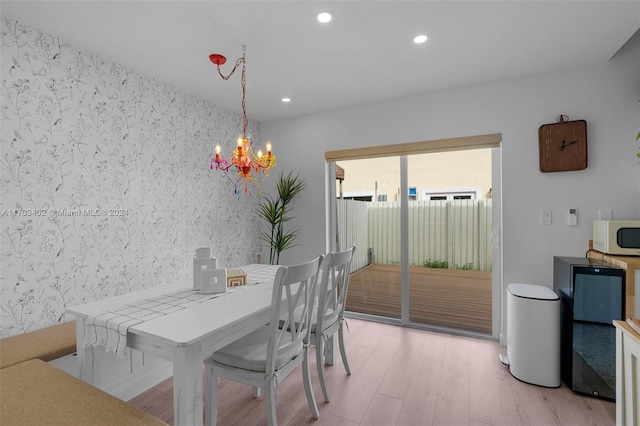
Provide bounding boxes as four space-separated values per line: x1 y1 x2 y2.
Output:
209 45 276 195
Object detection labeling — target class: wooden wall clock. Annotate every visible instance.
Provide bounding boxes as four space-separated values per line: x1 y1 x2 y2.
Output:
538 115 588 172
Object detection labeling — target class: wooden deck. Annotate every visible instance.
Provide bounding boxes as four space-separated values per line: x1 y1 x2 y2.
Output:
346 264 492 334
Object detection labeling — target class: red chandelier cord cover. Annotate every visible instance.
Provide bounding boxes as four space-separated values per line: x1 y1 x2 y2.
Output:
209 46 276 195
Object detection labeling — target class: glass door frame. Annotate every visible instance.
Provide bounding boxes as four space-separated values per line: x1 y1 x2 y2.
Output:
325 135 502 340
400 156 409 324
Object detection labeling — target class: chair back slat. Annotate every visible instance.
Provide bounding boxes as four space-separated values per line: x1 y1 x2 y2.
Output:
266 255 323 376
317 247 355 334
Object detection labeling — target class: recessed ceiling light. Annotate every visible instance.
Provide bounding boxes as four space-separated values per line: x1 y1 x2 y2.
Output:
414 34 428 44
281 97 291 103
317 11 334 23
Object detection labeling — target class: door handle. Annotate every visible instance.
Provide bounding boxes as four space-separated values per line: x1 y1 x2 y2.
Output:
491 229 500 250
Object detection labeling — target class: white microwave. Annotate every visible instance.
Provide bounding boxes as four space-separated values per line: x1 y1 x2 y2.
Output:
593 220 640 256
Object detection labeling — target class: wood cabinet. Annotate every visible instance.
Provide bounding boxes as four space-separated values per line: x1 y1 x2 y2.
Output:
614 320 640 426
587 250 640 318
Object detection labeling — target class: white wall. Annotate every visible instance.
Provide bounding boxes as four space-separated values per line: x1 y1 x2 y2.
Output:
261 31 640 337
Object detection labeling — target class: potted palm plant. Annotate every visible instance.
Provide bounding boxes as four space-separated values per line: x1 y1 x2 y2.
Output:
258 171 306 265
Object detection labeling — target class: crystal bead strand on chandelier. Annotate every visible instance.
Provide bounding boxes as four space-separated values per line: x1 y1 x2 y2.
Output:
209 45 277 195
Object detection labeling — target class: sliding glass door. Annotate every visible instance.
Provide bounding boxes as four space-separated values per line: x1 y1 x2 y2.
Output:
327 144 497 337
334 156 402 320
406 151 493 334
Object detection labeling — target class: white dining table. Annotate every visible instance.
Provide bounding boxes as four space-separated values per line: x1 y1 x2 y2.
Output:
67 264 335 426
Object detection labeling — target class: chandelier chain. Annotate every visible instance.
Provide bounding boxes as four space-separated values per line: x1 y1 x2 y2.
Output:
241 51 247 136
215 56 244 81
214 46 248 136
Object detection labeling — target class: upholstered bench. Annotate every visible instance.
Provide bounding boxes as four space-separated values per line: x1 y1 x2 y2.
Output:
0 358 167 425
0 321 76 369
0 322 166 425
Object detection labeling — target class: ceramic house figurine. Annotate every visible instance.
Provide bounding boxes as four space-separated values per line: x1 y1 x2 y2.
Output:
201 268 228 294
193 247 218 290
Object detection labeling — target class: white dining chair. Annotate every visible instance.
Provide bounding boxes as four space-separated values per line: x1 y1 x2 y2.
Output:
203 255 323 426
312 245 355 402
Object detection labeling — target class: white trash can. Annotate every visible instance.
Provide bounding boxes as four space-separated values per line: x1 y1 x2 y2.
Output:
506 283 560 387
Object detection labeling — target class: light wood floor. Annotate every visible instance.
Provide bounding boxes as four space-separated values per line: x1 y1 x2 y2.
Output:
128 318 615 426
346 264 492 335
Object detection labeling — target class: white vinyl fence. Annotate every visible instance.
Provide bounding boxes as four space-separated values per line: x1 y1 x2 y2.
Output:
337 199 492 272
336 199 369 272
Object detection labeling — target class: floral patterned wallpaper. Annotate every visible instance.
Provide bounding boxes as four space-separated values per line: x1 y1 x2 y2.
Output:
0 17 262 337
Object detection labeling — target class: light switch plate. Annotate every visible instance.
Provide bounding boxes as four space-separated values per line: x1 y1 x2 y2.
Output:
540 210 552 225
568 208 578 226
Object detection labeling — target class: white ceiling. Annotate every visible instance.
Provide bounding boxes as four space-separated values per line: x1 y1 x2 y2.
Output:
2 1 638 123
